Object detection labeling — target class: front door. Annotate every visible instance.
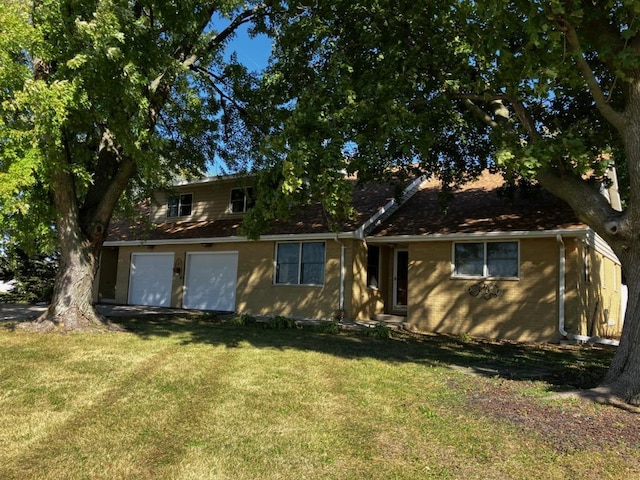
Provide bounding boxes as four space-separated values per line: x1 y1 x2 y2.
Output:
393 249 408 310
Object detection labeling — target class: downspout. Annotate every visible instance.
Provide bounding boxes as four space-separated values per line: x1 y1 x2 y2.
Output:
556 234 619 346
556 234 568 337
334 236 346 317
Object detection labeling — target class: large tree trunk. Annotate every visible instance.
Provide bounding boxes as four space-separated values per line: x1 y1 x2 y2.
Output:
21 164 118 332
596 255 640 404
593 81 640 405
37 222 110 332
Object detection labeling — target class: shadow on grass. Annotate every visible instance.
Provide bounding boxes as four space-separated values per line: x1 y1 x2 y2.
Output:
111 313 614 392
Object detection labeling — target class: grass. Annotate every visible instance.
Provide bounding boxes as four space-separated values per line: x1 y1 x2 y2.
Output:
0 314 636 479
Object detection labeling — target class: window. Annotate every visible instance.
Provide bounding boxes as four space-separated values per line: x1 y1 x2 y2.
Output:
167 193 193 217
275 242 325 285
367 245 380 289
453 241 518 278
230 187 255 213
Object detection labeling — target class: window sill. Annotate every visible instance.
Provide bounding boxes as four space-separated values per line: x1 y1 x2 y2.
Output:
451 275 520 281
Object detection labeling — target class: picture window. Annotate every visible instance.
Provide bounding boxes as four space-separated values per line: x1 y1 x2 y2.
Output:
453 241 518 278
275 242 325 285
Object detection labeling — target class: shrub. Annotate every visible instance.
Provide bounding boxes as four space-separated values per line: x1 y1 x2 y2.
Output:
229 313 258 326
266 315 298 330
368 322 392 339
314 321 340 334
0 250 58 304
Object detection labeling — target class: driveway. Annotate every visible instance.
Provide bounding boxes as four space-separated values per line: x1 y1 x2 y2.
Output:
0 303 187 321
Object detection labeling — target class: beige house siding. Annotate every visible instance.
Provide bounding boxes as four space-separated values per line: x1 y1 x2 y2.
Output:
571 242 623 339
239 239 342 320
112 239 344 320
348 240 385 321
150 178 254 223
406 238 561 342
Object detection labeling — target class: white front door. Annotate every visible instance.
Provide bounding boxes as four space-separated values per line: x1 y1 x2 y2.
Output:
128 253 174 307
183 252 238 311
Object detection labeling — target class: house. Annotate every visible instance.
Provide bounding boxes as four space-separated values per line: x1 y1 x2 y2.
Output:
96 171 623 343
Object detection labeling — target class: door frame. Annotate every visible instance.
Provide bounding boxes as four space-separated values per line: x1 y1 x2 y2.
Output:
393 248 408 311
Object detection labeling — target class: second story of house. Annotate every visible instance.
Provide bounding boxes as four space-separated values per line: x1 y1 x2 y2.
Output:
150 175 257 224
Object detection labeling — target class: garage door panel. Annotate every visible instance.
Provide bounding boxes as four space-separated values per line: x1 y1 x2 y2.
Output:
184 252 238 311
128 253 174 307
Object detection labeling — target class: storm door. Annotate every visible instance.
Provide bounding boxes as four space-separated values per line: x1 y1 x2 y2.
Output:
393 249 408 310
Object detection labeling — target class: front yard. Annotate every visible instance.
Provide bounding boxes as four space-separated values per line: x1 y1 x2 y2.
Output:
1 313 638 479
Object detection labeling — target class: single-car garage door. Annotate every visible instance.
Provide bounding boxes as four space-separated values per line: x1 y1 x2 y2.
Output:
183 252 238 311
128 252 174 307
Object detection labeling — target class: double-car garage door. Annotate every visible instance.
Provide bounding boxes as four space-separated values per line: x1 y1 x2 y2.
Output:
128 251 238 311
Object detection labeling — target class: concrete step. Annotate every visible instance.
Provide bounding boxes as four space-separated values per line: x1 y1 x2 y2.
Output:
374 313 407 324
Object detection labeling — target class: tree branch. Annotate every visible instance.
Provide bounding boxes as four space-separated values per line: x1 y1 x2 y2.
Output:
556 16 627 133
453 93 541 140
510 99 540 141
183 4 268 70
536 169 627 242
191 65 247 115
150 4 268 94
460 98 499 128
80 129 136 241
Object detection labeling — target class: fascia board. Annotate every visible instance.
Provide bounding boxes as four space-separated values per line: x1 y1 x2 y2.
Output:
365 228 591 244
583 230 621 264
103 231 359 247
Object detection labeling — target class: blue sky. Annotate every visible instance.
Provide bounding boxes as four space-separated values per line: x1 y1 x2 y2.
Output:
223 22 272 72
206 19 272 175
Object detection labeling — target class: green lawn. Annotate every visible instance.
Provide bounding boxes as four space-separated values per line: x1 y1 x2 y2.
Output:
1 314 637 479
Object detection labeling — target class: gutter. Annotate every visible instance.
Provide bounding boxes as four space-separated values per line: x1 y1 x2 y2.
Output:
104 231 361 247
367 228 590 244
556 234 619 346
557 234 568 338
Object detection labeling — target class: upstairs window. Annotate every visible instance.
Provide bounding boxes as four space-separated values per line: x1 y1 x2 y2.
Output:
275 242 325 285
230 187 255 213
453 241 519 278
167 193 193 217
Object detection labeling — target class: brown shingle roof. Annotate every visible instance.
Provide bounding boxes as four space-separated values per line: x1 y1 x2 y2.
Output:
106 180 401 242
370 171 585 237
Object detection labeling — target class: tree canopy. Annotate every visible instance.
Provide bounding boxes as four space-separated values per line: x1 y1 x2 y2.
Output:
243 0 640 405
3 0 640 404
0 0 267 328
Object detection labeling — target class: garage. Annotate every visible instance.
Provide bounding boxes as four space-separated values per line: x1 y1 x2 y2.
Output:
128 252 174 307
183 252 238 311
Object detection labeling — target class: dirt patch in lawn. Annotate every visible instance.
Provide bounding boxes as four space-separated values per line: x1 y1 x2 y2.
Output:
466 377 640 458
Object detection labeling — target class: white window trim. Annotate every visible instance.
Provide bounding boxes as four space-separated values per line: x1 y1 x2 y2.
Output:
274 241 326 286
451 240 520 280
167 192 194 218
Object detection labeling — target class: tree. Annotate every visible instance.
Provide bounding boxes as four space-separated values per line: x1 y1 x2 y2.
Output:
247 1 640 404
0 0 268 331
0 247 58 304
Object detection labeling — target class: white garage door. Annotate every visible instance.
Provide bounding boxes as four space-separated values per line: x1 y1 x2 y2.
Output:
128 253 174 307
183 252 238 311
